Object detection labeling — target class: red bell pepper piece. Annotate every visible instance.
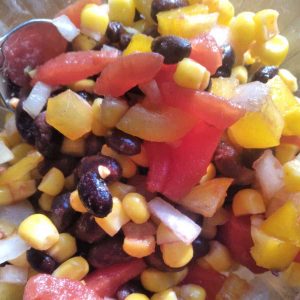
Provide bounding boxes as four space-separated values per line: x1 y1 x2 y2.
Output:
183 265 226 300
217 213 266 274
32 49 120 86
94 52 164 97
85 259 146 297
24 274 101 300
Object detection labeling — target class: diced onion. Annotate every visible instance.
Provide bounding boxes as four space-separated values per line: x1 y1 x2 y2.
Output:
4 114 17 136
0 140 14 164
253 150 284 199
52 15 80 42
23 81 52 118
148 197 201 244
209 26 230 47
0 265 28 284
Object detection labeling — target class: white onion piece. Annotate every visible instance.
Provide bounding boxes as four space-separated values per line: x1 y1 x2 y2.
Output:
23 81 52 118
209 26 230 47
253 150 284 199
0 234 30 264
52 15 80 42
4 114 17 136
148 197 201 244
0 140 14 164
139 80 161 104
230 81 269 112
0 265 28 284
0 200 34 226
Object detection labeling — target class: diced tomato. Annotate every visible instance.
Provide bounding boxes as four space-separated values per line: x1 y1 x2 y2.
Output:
56 0 102 28
217 213 267 274
85 259 146 297
32 49 120 86
94 53 164 97
294 252 300 263
281 136 300 148
154 64 177 86
145 121 222 201
183 264 226 300
3 23 67 86
189 34 222 74
23 274 101 300
160 81 245 130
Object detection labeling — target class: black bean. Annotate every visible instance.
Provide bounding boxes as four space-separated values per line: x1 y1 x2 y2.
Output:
76 155 122 182
134 10 142 22
106 22 125 43
213 44 235 78
151 35 191 64
73 213 106 244
143 26 160 38
119 33 132 50
88 236 133 268
117 280 148 300
26 248 58 274
77 91 94 102
151 0 188 22
138 166 149 176
7 78 21 98
252 66 279 83
85 135 105 156
51 193 80 232
192 236 210 259
34 112 63 159
124 86 145 106
77 171 112 217
212 66 231 78
106 129 142 156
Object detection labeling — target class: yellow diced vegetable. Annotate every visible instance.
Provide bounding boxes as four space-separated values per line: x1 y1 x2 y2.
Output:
38 193 54 211
123 34 153 56
275 143 298 165
204 0 234 26
254 9 279 42
278 69 298 93
283 158 300 192
200 163 216 184
91 98 109 136
61 137 86 157
38 167 64 196
70 190 88 213
130 145 149 167
10 143 34 165
9 179 36 202
69 79 96 93
72 34 97 51
176 284 206 300
109 181 136 199
151 289 178 300
9 252 29 268
133 0 154 24
132 19 147 32
0 283 25 300
0 186 13 206
109 0 135 26
156 223 179 245
123 236 156 258
125 293 150 300
231 66 248 84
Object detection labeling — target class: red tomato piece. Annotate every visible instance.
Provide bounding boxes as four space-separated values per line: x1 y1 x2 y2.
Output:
189 34 222 74
281 136 300 148
218 213 266 274
23 274 101 300
160 81 245 130
94 53 164 97
183 265 226 300
154 64 177 86
2 23 67 86
56 0 103 28
32 49 120 86
85 259 146 297
294 252 300 263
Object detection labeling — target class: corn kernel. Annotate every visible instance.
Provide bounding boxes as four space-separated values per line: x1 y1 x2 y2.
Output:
10 143 34 164
174 58 210 90
9 252 30 268
72 34 98 51
109 182 136 199
122 193 150 224
69 79 96 94
70 190 88 213
123 236 156 258
156 223 180 245
61 137 86 157
95 197 130 236
130 145 149 167
47 233 77 263
8 179 36 202
211 0 234 26
80 4 109 40
151 289 178 300
283 157 300 192
275 143 298 164
38 167 65 196
52 256 89 281
109 0 135 26
200 163 216 184
161 242 193 268
18 214 59 250
91 98 109 136
38 193 54 212
0 186 13 206
9 97 19 109
141 268 188 293
123 34 153 56
254 9 279 43
232 188 266 216
243 50 256 65
125 293 150 300
231 66 248 84
177 284 206 300
278 69 298 92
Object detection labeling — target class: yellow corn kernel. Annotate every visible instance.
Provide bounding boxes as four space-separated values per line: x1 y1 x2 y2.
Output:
80 4 109 39
61 137 86 157
283 158 300 192
95 197 130 236
200 163 216 184
69 79 96 94
151 289 178 300
174 58 210 90
134 0 154 24
278 69 298 93
18 214 59 250
125 293 150 300
141 268 188 293
0 151 43 185
231 66 248 84
10 143 34 164
123 34 153 56
52 256 89 281
47 233 77 263
9 252 30 268
203 241 233 272
130 145 149 167
232 188 266 216
207 0 234 26
8 179 36 202
156 223 180 245
109 182 136 199
275 144 298 164
70 190 88 213
72 34 98 51
91 98 109 136
9 97 19 109
123 236 156 258
0 186 13 206
251 34 289 66
161 242 193 268
282 262 300 288
109 0 135 26
64 174 76 191
254 9 279 43
38 167 65 196
38 193 54 212
243 50 256 65
177 284 206 300
122 193 150 224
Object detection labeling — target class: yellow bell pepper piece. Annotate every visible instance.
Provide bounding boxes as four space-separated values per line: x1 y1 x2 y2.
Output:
283 157 300 192
109 0 136 26
123 34 153 56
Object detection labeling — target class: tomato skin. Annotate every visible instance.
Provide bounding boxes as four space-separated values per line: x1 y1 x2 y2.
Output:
217 213 266 274
183 265 226 300
32 49 120 86
94 53 164 97
23 274 101 300
85 259 146 297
